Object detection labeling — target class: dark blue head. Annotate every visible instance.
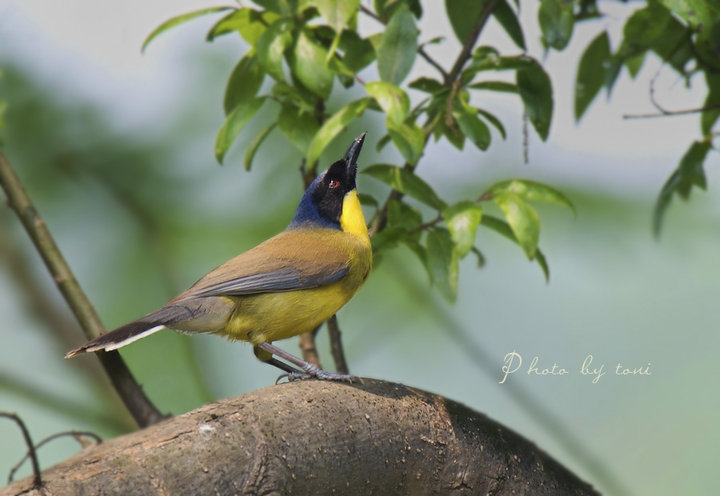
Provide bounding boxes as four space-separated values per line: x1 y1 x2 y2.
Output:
289 133 366 230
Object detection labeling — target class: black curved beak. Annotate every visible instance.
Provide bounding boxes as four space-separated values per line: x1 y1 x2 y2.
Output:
344 132 366 183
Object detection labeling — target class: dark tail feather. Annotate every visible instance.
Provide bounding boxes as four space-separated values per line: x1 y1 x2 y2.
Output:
65 319 165 358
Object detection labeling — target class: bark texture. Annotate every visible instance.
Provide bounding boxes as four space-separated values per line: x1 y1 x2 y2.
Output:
2 380 599 496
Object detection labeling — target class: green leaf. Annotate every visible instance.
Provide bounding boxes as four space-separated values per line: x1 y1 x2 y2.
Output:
426 228 459 301
487 179 575 214
443 201 483 258
538 0 575 50
493 192 540 259
234 9 280 45
377 4 418 85
575 31 610 121
371 226 407 252
624 53 646 79
278 104 319 154
358 193 379 208
223 54 265 115
469 80 518 93
616 2 672 61
142 6 233 52
447 0 524 49
517 61 553 141
291 30 335 99
701 73 720 135
315 0 360 32
306 97 372 166
453 102 491 150
387 198 423 234
387 121 425 165
256 19 292 82
214 97 265 163
445 0 484 45
244 123 276 171
495 0 526 50
365 81 410 125
206 8 277 42
253 0 294 15
403 239 429 274
480 215 549 279
376 133 392 152
477 108 506 140
535 247 549 282
339 31 376 73
653 140 711 237
409 77 445 94
363 164 446 209
658 0 720 70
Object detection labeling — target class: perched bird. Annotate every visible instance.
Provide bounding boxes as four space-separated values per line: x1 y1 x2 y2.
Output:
66 133 372 380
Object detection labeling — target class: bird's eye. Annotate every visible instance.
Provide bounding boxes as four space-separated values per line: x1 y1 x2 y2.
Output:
328 179 340 189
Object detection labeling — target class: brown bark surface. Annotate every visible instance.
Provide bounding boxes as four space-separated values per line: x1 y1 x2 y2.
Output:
2 380 599 495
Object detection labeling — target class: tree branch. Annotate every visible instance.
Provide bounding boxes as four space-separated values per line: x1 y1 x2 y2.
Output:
0 152 165 428
1 381 600 496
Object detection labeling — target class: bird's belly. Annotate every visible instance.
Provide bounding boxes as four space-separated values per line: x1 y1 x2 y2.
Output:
222 284 353 344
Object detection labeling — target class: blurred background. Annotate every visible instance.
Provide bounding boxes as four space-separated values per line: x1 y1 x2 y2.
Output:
1 1 718 495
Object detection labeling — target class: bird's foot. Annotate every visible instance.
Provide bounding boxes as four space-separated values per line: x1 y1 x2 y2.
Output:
276 368 361 384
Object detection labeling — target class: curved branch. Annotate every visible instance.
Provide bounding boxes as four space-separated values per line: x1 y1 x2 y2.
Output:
1 380 599 496
0 152 165 428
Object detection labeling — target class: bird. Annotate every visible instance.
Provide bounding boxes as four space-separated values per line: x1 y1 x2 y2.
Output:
66 133 372 381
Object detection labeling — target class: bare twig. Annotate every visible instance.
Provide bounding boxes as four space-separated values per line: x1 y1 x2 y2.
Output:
623 104 720 119
623 55 720 119
0 152 165 428
0 412 41 489
326 315 349 374
418 46 448 80
9 431 102 483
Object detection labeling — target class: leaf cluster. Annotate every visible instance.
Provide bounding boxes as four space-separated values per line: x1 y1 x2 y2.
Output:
142 0 576 300
565 0 720 236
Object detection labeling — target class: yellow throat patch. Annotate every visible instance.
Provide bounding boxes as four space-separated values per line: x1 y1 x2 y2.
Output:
340 190 369 242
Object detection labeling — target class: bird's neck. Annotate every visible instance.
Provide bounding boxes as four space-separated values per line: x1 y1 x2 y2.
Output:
339 190 370 245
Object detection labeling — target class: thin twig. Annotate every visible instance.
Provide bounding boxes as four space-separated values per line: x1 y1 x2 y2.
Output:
623 50 720 119
9 431 102 483
326 315 349 374
0 152 165 428
359 4 381 22
409 213 443 235
623 103 720 119
0 412 42 489
419 46 448 80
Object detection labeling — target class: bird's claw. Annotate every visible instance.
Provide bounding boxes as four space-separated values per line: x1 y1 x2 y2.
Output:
275 370 362 384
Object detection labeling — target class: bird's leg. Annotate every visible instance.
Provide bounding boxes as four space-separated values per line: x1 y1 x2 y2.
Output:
256 342 360 383
253 345 306 382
